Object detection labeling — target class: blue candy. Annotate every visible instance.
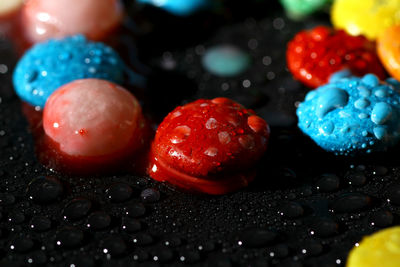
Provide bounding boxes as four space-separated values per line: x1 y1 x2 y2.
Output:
137 0 210 16
202 45 251 77
13 35 125 107
297 73 400 155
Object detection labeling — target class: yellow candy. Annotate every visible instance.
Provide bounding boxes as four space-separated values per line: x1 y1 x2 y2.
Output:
347 226 400 267
331 0 400 40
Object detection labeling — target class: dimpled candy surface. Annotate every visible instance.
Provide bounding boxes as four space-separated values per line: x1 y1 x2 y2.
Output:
136 0 210 16
148 97 270 194
0 0 22 16
377 25 400 81
279 0 331 19
202 45 251 77
332 0 400 40
13 35 125 107
296 73 400 155
22 0 123 43
43 79 143 158
287 26 386 88
347 226 400 267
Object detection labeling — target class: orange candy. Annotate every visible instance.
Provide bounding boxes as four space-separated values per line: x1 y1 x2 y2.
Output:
377 25 400 80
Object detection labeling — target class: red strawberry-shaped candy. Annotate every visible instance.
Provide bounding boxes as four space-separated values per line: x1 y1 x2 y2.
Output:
286 26 386 88
148 97 270 195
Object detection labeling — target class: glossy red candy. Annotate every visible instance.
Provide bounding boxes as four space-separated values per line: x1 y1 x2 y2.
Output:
148 97 270 195
42 79 148 174
286 26 386 88
21 0 123 44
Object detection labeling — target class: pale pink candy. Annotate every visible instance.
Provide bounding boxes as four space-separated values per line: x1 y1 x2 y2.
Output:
43 79 142 157
22 0 123 43
0 0 22 17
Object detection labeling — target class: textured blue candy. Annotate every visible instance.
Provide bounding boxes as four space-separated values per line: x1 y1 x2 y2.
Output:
202 45 251 77
137 0 210 16
13 35 125 107
297 73 400 155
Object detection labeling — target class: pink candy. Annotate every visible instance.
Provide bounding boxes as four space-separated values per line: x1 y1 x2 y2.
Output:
22 0 123 43
43 79 144 158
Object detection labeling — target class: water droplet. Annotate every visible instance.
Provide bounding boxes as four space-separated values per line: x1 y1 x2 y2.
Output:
369 210 393 227
354 98 370 109
125 203 146 218
330 193 371 213
27 176 63 204
371 102 392 125
386 184 400 205
56 228 84 248
316 174 340 192
180 250 201 263
121 217 142 233
373 126 387 140
316 87 349 118
238 228 277 248
278 202 304 218
151 246 174 263
205 118 218 129
140 188 160 203
101 236 127 256
30 216 51 232
132 233 154 246
320 121 334 135
170 126 191 144
63 198 92 221
204 147 218 157
106 183 133 203
309 218 339 237
218 131 231 145
239 135 255 150
87 212 111 230
299 240 323 256
163 235 182 247
10 236 34 252
361 74 379 87
8 211 25 224
345 171 367 186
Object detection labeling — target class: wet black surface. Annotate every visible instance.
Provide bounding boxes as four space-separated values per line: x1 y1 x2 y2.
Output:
1 1 400 266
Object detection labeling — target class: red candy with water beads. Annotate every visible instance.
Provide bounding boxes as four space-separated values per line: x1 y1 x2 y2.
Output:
286 26 386 88
41 79 149 174
148 97 270 195
21 0 123 44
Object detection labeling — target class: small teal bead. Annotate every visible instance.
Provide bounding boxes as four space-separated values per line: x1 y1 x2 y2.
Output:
137 0 211 16
202 45 251 77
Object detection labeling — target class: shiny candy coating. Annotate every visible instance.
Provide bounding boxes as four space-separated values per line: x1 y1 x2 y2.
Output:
296 73 400 155
279 0 331 20
331 0 400 40
287 26 386 88
148 97 270 195
22 0 123 43
377 25 400 81
13 35 125 107
136 0 210 16
347 226 400 267
43 79 145 159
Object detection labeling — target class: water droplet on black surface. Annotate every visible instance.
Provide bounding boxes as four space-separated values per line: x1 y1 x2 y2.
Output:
369 210 394 227
267 244 289 258
141 188 160 203
330 193 371 213
151 246 174 263
132 249 149 262
27 176 63 204
86 212 111 230
132 233 154 246
371 165 388 176
121 217 142 233
0 193 16 205
299 240 323 256
30 216 51 232
56 228 84 248
10 236 34 252
106 183 133 203
309 218 339 237
198 240 216 252
125 203 146 218
26 250 47 265
163 235 182 247
63 198 92 221
345 171 366 186
179 250 201 263
238 228 277 248
316 174 340 192
386 184 400 205
279 202 304 218
101 236 127 256
8 211 25 224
